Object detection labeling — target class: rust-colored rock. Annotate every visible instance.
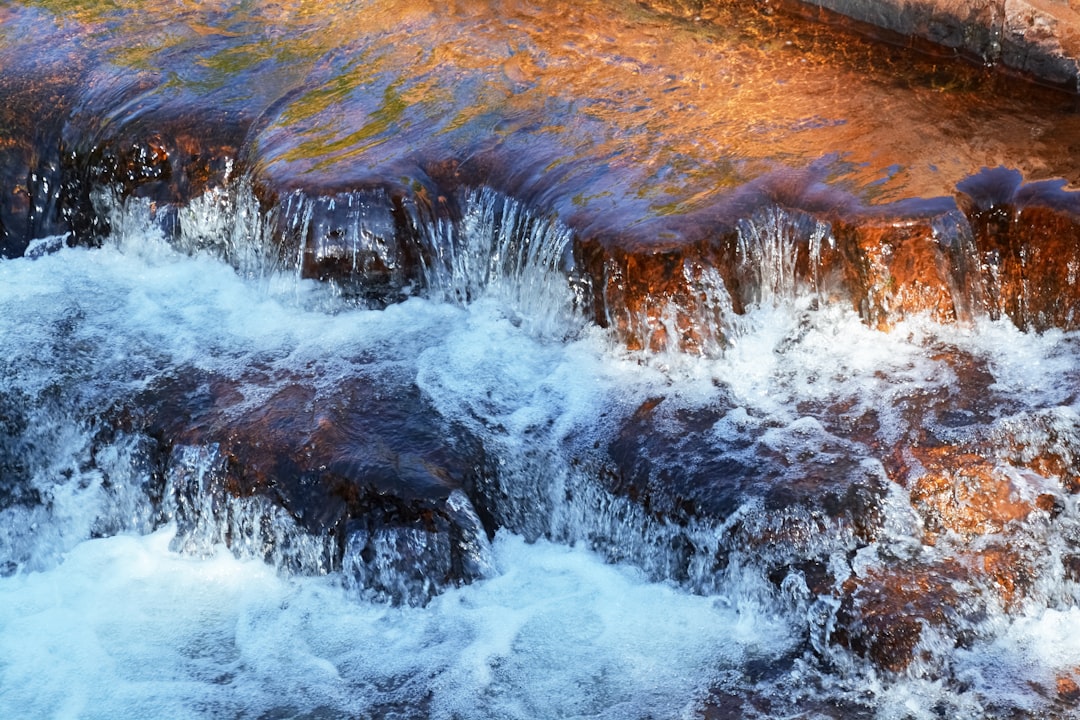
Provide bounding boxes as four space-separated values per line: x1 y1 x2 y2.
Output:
832 211 983 329
976 544 1036 608
907 447 1034 537
576 236 740 354
1058 674 1080 703
958 167 1080 331
833 563 963 673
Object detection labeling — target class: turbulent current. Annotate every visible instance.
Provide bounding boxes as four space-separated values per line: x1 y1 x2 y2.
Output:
1 182 1080 719
3 1 1080 718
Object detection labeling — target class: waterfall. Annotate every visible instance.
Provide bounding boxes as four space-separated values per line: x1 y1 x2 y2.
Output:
416 187 582 338
735 205 833 308
6 175 1080 718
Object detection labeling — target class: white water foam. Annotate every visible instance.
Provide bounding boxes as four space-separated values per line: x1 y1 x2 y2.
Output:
0 526 792 720
3 206 1080 717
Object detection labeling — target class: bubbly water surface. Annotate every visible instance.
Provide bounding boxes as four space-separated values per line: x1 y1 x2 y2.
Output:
1 208 1080 718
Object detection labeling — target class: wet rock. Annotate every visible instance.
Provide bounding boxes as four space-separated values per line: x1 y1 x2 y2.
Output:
575 235 739 354
1057 674 1080 703
118 370 492 605
1062 554 1080 582
0 55 80 255
601 396 888 578
984 408 1080 493
273 188 418 304
832 562 963 673
1001 0 1080 89
575 202 847 354
790 0 1080 89
60 125 245 246
958 166 1080 331
906 447 1035 537
975 543 1036 608
832 208 986 329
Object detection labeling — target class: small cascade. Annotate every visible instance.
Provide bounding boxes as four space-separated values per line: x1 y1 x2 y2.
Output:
583 204 838 359
0 410 160 575
415 187 582 337
159 435 496 606
6 172 1080 716
604 257 740 358
76 175 586 338
5 0 1080 713
275 187 409 304
341 489 494 605
734 205 834 308
163 443 339 574
84 172 276 279
176 167 272 280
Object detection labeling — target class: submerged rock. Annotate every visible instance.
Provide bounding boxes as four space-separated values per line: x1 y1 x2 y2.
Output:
4 0 1080 709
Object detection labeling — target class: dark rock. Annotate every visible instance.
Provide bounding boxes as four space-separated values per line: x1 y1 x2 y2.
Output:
118 369 493 605
273 188 417 304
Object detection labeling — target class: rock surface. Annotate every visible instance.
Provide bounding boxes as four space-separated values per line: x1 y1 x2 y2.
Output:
786 0 1080 88
108 369 493 605
2 0 1080 693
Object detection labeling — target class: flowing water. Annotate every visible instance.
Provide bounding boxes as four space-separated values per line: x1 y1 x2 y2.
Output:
0 182 1077 719
4 1 1080 719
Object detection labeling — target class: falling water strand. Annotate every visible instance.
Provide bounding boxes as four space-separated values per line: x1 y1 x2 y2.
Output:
176 167 273 280
163 444 340 575
735 205 833 307
418 187 581 337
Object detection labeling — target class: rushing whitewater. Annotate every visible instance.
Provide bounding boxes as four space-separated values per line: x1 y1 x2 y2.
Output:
0 180 1079 719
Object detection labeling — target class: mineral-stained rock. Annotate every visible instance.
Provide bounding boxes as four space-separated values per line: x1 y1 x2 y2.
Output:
831 207 987 329
832 562 964 673
114 369 493 605
575 236 740 354
958 167 1080 331
575 201 848 354
980 408 1080 493
975 543 1037 608
1057 674 1080 703
907 447 1035 537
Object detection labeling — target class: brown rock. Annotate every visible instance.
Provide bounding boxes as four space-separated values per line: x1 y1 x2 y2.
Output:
272 188 414 304
833 564 962 673
1057 674 1080 703
977 544 1035 607
832 210 984 329
986 410 1080 493
1002 0 1080 88
575 235 739 354
958 167 1080 331
1062 554 1080 582
907 447 1034 536
119 368 493 604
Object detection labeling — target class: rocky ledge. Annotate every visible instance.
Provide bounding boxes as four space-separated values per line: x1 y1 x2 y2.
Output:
3 0 1080 688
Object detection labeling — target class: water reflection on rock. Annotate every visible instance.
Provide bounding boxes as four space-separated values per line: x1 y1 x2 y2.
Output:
3 0 1080 717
